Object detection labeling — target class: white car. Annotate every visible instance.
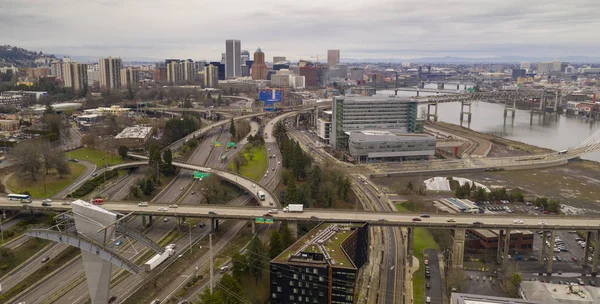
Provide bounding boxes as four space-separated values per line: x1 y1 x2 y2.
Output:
513 220 523 224
138 202 148 207
158 207 168 211
61 201 71 205
539 221 547 225
169 204 179 208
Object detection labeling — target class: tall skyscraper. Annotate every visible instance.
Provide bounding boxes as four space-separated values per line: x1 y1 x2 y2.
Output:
204 64 219 88
166 59 183 83
225 39 241 78
182 59 196 82
98 57 122 90
63 62 88 91
251 48 267 80
120 67 139 87
327 49 340 67
273 56 286 63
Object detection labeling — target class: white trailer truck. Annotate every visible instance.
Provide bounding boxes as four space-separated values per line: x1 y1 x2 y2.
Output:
144 248 175 271
283 204 303 213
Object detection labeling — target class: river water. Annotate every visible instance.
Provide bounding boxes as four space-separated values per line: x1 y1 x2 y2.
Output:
377 90 600 162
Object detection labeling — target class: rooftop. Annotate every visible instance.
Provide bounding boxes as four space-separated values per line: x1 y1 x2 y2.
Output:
115 125 153 139
274 223 365 269
451 292 540 304
349 130 435 142
520 281 600 304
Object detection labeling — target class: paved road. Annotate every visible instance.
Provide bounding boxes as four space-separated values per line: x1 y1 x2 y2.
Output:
424 249 443 304
4 199 600 230
52 160 96 199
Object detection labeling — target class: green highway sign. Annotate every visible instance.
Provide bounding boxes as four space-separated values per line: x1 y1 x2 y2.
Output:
265 218 274 224
255 218 265 224
227 142 236 148
193 171 211 179
214 141 221 147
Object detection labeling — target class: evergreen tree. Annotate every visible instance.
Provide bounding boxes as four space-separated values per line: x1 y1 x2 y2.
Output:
284 178 298 204
308 166 322 200
217 273 243 304
199 287 224 304
229 118 236 138
231 252 247 281
162 149 173 165
118 146 129 159
297 183 312 207
281 225 294 248
246 235 268 284
269 230 284 259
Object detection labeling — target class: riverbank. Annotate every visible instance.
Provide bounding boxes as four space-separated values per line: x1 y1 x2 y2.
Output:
432 121 554 156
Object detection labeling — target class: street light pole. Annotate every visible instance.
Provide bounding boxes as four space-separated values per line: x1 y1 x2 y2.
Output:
1 210 5 243
189 222 192 255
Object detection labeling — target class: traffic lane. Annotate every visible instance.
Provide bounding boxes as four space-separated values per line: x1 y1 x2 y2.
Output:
52 160 96 199
0 243 70 291
152 170 194 203
424 249 443 304
109 172 145 201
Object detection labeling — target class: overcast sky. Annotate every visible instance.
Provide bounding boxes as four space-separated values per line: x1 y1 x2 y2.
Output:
2 0 599 61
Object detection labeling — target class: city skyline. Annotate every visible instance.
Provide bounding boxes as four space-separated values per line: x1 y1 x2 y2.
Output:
2 0 600 61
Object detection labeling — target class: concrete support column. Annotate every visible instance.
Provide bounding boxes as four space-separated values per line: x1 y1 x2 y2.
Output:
287 221 298 239
296 115 300 127
547 230 556 275
148 215 153 226
252 221 256 234
407 228 414 267
539 231 547 266
394 89 398 96
583 231 592 268
503 229 511 263
141 216 147 228
434 101 438 122
450 228 466 269
211 219 219 233
592 232 600 276
496 230 504 264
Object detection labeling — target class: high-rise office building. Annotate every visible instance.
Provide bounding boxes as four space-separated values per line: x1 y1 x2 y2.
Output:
153 67 167 82
349 67 365 81
225 39 241 78
273 56 286 63
182 59 196 82
98 57 122 90
299 65 317 87
252 48 268 80
327 49 340 67
166 59 183 84
63 62 88 91
270 223 369 304
520 62 531 70
120 67 139 87
331 95 419 150
552 60 562 72
204 63 219 88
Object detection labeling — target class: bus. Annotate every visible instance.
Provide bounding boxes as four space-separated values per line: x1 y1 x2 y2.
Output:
257 190 266 201
8 194 31 203
221 155 228 163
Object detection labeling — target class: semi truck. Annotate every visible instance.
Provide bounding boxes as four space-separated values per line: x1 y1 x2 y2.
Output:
257 190 266 201
144 248 175 271
283 204 303 213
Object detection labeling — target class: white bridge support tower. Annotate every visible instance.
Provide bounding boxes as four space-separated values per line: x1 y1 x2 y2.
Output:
73 200 117 304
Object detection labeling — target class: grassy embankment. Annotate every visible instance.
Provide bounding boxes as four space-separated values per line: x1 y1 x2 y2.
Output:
396 203 439 304
228 145 267 182
7 163 86 198
68 148 123 168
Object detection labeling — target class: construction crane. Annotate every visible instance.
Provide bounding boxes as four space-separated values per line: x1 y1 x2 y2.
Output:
311 55 325 63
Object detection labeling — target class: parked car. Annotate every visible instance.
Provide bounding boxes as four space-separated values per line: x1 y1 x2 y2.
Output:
426 282 431 288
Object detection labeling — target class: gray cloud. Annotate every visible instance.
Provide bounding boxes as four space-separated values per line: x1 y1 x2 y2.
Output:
1 0 598 61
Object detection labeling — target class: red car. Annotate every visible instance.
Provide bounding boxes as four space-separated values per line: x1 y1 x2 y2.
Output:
412 218 422 222
108 296 117 303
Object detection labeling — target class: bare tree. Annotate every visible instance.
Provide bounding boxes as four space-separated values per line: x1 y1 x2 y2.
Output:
199 175 224 204
10 140 43 181
81 134 96 148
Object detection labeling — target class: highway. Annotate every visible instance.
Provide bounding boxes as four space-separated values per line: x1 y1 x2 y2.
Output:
3 200 600 230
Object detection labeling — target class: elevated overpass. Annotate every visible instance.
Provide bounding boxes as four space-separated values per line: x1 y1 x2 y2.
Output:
107 156 279 207
3 199 600 231
4 199 600 272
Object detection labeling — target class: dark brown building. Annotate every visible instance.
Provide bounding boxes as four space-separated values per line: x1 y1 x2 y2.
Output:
467 229 534 251
153 67 167 82
252 48 268 80
300 66 317 87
